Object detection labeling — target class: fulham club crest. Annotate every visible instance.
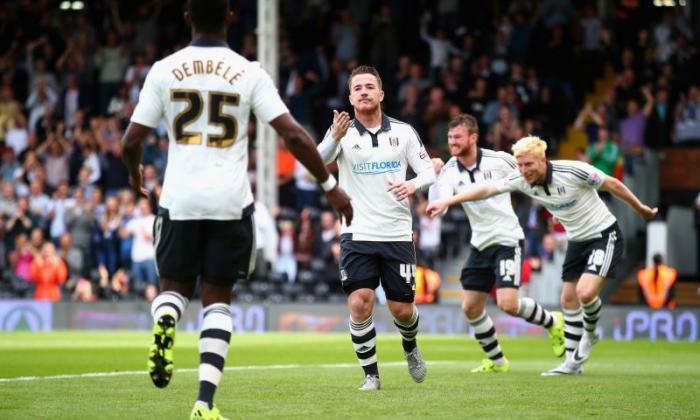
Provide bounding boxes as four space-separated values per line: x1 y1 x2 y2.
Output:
389 137 399 147
483 170 493 180
557 186 566 195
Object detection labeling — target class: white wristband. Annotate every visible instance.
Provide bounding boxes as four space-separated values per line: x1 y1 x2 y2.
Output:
320 175 337 192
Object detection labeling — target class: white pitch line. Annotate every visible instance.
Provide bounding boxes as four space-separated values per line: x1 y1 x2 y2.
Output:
1 360 691 384
0 361 461 383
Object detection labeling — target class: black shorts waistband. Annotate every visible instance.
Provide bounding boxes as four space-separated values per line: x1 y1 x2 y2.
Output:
601 221 619 235
158 203 255 220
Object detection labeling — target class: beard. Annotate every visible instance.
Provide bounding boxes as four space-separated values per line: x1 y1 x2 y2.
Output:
354 99 380 114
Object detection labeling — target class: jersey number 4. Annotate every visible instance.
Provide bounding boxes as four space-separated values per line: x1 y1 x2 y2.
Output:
171 89 240 148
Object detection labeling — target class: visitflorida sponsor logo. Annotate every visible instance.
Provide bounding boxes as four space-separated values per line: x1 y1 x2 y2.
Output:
352 160 402 175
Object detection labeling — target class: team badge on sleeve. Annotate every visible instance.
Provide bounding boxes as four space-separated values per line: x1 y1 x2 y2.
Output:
587 172 602 186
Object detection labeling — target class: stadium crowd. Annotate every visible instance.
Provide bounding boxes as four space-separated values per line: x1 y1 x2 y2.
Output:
0 0 697 302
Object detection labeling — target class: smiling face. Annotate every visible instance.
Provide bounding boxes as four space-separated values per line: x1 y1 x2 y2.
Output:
516 153 547 185
447 124 478 158
348 73 384 114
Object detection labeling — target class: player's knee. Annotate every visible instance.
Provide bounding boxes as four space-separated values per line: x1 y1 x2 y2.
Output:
348 296 373 320
461 300 482 320
576 284 598 304
497 298 519 316
391 304 414 322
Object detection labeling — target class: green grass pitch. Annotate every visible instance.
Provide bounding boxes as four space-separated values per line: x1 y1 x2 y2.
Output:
1 332 699 419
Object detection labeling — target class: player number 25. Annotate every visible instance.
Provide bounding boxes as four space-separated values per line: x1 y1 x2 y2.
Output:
170 89 240 148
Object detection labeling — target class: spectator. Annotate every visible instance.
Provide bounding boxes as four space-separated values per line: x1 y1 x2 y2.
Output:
276 220 297 283
637 254 677 309
98 195 121 275
3 103 29 157
27 179 50 221
294 161 320 212
645 87 673 149
64 188 97 267
46 180 73 236
398 63 431 103
574 102 606 144
100 140 130 196
106 83 133 120
8 233 34 285
675 84 700 142
253 200 278 279
420 14 462 78
121 198 156 293
482 86 518 128
586 126 620 177
296 208 316 270
30 242 67 301
58 73 86 129
25 79 57 135
277 138 296 209
94 30 129 115
0 148 19 184
58 232 85 289
317 211 339 263
491 104 520 152
123 52 151 104
369 6 399 75
5 196 34 249
0 181 17 219
332 10 359 63
38 133 71 190
619 86 654 172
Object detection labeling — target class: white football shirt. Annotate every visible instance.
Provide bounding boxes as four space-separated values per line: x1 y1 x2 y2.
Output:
435 148 524 250
497 160 617 241
318 115 434 241
131 38 288 220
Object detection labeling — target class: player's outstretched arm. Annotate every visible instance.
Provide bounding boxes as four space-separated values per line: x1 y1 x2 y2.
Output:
121 121 151 199
270 113 353 225
426 183 500 219
600 176 658 220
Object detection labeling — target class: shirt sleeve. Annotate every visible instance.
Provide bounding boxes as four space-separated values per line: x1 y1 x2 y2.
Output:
406 128 435 190
495 171 523 194
568 161 606 189
317 126 342 164
250 62 289 123
497 151 518 178
130 62 164 128
430 166 455 201
406 127 433 176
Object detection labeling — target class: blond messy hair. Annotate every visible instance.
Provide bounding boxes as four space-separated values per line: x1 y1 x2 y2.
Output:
512 136 547 159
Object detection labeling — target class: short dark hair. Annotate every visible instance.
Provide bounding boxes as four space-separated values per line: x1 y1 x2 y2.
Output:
188 0 229 34
448 113 479 135
653 253 663 265
348 65 383 90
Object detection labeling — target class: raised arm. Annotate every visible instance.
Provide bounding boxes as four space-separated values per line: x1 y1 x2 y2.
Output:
270 113 353 225
574 103 592 130
317 110 349 164
600 175 657 220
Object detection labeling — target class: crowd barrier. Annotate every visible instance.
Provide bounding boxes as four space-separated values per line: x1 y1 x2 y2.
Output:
0 300 697 341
